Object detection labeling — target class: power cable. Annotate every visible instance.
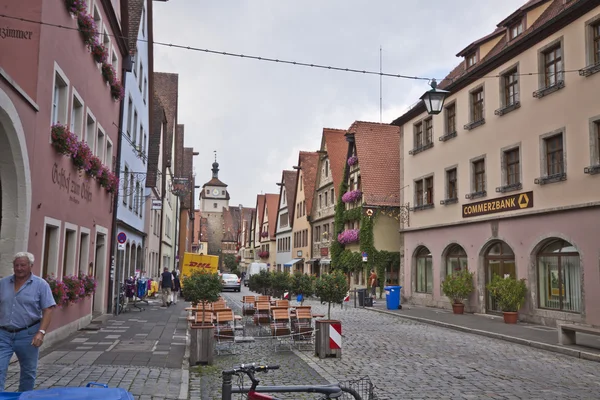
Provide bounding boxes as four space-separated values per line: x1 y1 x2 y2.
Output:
0 12 589 84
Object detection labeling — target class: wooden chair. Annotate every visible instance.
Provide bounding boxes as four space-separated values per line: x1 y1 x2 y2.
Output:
293 308 314 342
257 295 271 302
192 311 213 327
270 308 291 336
215 309 236 354
275 299 289 307
242 296 256 317
253 302 271 326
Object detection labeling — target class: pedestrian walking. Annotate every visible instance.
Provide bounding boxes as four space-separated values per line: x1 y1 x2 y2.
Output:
0 252 56 392
158 267 174 307
171 269 180 305
369 269 378 304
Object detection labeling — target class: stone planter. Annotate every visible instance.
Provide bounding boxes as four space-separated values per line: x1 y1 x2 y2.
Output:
190 324 214 365
315 320 342 359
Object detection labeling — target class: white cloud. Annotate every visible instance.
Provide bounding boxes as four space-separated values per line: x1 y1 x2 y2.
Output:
153 0 526 207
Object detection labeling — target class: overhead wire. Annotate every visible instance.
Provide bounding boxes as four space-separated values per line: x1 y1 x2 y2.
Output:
0 12 588 84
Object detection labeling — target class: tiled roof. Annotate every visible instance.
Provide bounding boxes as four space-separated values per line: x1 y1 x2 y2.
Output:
265 194 280 238
456 26 506 57
322 128 348 195
145 92 165 188
201 178 228 188
297 151 319 217
247 209 256 246
497 0 549 26
282 170 297 218
174 124 185 177
349 121 401 207
126 0 144 54
255 194 266 230
153 72 178 165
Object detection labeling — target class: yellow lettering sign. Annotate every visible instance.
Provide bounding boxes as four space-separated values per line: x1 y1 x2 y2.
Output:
462 192 533 218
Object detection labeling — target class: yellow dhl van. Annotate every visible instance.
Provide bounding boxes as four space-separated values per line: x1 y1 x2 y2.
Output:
180 253 219 292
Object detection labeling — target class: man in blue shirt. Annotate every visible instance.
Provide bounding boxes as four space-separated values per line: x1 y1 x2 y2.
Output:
0 252 56 392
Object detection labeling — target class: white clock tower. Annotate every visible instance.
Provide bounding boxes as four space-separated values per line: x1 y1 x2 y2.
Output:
199 153 230 213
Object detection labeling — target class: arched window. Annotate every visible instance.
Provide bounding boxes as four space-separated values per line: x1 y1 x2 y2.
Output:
415 246 432 293
537 239 581 313
485 241 515 312
445 244 467 275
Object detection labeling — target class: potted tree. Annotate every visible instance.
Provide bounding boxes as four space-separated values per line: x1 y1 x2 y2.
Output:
486 275 527 324
314 270 348 359
291 272 315 305
441 269 475 314
182 271 222 365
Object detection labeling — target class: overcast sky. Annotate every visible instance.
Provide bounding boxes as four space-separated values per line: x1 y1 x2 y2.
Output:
153 0 525 208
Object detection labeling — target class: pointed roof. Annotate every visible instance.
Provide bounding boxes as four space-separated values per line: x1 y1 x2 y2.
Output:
126 0 144 54
297 151 319 217
265 194 280 238
153 73 178 164
322 128 347 193
145 93 165 188
283 170 297 212
349 121 401 207
255 194 266 229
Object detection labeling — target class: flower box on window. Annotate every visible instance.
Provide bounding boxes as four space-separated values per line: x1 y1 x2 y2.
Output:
347 156 358 166
341 190 362 204
337 229 359 245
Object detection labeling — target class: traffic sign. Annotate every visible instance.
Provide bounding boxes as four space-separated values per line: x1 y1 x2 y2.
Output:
117 232 127 244
117 243 126 251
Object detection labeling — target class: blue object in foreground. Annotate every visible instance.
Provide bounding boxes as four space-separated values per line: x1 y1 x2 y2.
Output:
0 394 21 400
384 285 402 310
2 387 134 400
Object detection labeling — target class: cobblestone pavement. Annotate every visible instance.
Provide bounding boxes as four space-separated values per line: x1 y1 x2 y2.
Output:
4 297 187 400
198 288 600 400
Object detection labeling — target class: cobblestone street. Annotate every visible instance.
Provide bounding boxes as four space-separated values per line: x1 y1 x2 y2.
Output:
194 288 600 399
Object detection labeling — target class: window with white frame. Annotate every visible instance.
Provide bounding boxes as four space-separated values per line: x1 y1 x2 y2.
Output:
139 186 144 216
96 124 105 160
93 5 102 29
123 165 129 205
414 175 433 208
85 111 96 153
41 221 60 279
70 91 84 139
62 226 77 278
541 42 563 88
142 132 147 163
129 173 134 209
132 110 138 145
78 230 90 275
111 46 118 72
141 7 146 37
132 53 137 77
105 139 113 169
143 77 147 103
134 181 140 215
51 70 69 125
540 131 566 178
139 123 143 151
102 25 111 63
139 62 144 91
126 98 133 136
591 119 600 167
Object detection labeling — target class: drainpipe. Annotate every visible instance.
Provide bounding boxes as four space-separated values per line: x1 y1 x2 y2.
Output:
108 55 131 316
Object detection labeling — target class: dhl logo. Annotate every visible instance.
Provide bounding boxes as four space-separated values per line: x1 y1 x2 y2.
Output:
185 262 214 268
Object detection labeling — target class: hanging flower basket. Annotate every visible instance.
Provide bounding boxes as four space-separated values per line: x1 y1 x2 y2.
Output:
45 275 68 307
347 156 358 166
101 62 116 83
258 250 269 258
104 170 119 193
65 0 86 14
71 141 93 171
260 231 269 238
110 80 125 101
342 190 362 203
62 275 86 304
50 124 78 155
77 12 97 46
79 274 98 297
337 229 360 245
86 155 103 177
90 39 108 64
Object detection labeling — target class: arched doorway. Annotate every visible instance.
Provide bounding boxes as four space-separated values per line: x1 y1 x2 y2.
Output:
445 244 467 276
414 246 432 294
0 90 31 277
484 241 515 313
537 239 581 313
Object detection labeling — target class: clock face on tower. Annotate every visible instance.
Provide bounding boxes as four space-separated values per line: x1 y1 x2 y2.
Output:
212 188 220 196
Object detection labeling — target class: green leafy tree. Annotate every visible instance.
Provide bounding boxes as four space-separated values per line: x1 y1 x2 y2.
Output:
181 271 222 323
486 275 527 312
270 271 292 298
314 270 349 320
291 272 315 304
223 254 238 272
249 270 271 295
441 269 475 304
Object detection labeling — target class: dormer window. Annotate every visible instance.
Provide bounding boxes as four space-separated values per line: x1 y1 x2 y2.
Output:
466 53 477 68
510 22 524 40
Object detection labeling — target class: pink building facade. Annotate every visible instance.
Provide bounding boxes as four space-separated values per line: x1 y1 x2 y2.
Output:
0 0 127 345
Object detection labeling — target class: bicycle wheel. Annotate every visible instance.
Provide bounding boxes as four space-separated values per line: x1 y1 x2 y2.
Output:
338 386 362 400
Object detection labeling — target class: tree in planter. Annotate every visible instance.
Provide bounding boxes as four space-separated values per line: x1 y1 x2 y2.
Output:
291 272 315 305
315 270 349 320
486 275 527 324
441 269 474 314
248 270 271 295
270 271 292 299
181 271 222 324
223 254 238 272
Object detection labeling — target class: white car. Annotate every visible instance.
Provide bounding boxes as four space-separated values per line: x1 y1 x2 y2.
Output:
221 273 241 292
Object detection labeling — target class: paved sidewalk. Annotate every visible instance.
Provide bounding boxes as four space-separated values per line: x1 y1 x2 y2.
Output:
366 298 600 361
4 297 189 400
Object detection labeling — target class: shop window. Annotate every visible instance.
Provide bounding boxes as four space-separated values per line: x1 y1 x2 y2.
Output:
537 239 581 313
445 244 467 276
415 246 432 293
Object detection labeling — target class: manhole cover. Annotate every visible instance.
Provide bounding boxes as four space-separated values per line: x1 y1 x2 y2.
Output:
112 340 156 352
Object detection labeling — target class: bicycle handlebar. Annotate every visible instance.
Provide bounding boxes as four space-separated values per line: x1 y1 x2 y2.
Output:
223 363 280 377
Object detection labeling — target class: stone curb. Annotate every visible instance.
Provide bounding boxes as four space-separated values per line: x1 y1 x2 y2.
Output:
179 328 190 400
367 307 600 363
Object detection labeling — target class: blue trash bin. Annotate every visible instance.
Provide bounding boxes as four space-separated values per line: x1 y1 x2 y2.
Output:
384 286 401 310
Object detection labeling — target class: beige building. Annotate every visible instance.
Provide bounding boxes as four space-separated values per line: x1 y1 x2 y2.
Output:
392 0 600 326
291 151 319 274
310 129 347 276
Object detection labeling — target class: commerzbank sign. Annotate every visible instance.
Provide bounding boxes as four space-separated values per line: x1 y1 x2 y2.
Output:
462 191 533 218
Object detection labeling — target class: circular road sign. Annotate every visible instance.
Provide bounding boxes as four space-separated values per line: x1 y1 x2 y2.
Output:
117 232 127 244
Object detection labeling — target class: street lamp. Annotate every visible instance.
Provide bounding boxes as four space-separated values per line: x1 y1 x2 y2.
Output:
420 79 450 115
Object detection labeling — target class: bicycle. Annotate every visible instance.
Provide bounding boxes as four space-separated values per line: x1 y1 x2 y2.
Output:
222 363 362 399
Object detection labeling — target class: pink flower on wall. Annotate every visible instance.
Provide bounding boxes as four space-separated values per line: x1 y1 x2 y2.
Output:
347 156 358 166
260 231 269 238
337 229 360 245
342 190 362 203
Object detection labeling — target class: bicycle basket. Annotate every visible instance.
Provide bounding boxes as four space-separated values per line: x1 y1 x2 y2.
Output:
337 376 382 400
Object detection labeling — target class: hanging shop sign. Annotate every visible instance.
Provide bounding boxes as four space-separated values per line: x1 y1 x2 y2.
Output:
462 191 533 218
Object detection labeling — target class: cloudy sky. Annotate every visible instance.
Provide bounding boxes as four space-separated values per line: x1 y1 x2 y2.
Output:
153 0 525 207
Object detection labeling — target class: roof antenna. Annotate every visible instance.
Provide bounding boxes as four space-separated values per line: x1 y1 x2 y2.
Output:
214 150 217 162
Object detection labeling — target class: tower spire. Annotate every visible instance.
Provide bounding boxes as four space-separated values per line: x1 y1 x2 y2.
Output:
211 150 219 179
